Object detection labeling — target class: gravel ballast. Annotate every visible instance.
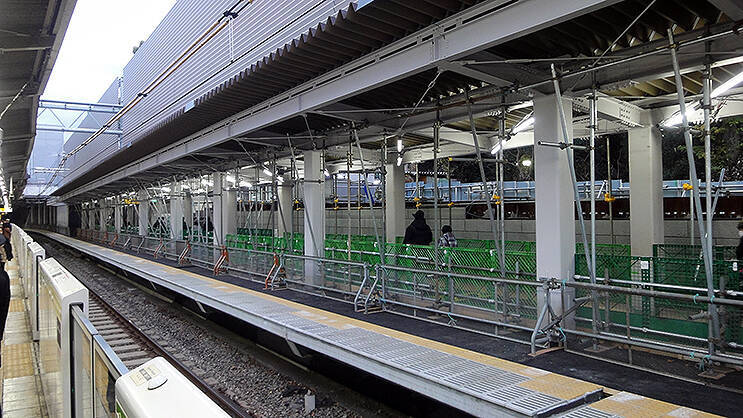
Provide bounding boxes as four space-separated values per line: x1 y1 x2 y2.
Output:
38 238 382 418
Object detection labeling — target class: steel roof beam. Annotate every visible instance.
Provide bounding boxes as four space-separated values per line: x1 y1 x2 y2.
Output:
708 0 743 20
58 0 621 201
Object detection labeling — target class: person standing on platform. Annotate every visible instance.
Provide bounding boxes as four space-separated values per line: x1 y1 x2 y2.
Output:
438 225 458 248
0 221 13 365
403 210 433 245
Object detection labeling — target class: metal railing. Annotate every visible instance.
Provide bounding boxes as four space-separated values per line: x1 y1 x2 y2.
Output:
64 227 743 370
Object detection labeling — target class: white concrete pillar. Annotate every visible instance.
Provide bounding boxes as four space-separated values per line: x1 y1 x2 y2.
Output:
170 183 184 240
629 124 664 257
304 151 326 283
114 198 123 234
385 163 406 243
212 172 236 246
534 95 576 326
137 190 149 236
98 203 106 231
277 184 293 237
57 204 69 234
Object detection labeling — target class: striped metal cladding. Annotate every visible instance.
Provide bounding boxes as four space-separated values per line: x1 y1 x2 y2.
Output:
55 0 485 196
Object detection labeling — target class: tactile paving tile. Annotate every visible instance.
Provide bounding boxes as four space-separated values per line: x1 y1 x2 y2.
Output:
2 343 34 378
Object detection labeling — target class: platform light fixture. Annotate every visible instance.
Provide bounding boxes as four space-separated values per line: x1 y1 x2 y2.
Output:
324 168 330 178
521 159 532 167
712 68 743 98
396 154 403 167
396 138 403 152
490 140 503 155
512 116 534 134
239 181 252 188
662 102 701 127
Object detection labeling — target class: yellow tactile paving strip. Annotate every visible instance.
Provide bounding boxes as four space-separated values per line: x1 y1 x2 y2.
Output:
51 233 723 417
2 258 45 417
589 391 719 418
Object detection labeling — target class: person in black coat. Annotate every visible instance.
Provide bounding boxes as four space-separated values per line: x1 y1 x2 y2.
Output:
0 223 12 359
737 221 743 261
403 210 433 246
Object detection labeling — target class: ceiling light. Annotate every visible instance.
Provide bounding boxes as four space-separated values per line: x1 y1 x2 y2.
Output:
396 138 403 152
239 181 252 188
396 155 403 167
262 167 273 177
662 102 701 127
226 175 236 183
521 159 532 167
512 116 534 134
712 69 743 98
372 178 381 185
490 140 503 155
324 168 330 178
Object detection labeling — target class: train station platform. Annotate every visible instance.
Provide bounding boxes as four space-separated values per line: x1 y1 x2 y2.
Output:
1 258 46 417
32 230 725 418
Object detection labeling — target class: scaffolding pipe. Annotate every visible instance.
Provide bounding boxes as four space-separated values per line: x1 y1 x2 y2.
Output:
589 86 600 346
668 29 720 351
464 89 504 279
352 127 384 264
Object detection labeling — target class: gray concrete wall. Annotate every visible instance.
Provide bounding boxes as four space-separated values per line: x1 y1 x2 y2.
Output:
235 207 740 248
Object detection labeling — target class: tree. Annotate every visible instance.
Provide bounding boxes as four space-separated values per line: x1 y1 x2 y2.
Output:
662 116 743 181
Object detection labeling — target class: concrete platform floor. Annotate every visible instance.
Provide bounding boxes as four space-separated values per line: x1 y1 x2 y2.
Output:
1 259 47 417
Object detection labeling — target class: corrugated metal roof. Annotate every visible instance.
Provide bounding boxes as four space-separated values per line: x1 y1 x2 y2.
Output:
54 0 487 196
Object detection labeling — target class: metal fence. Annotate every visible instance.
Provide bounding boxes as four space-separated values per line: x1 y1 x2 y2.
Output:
68 228 743 368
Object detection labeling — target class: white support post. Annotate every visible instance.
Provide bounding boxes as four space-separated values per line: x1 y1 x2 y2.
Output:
99 202 106 232
138 190 149 236
304 151 326 284
384 162 406 243
534 95 576 327
114 197 123 234
170 183 184 240
629 122 664 256
277 184 293 237
57 204 69 234
212 172 236 247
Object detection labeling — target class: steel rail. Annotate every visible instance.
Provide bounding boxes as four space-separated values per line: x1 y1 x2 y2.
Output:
81 270 247 417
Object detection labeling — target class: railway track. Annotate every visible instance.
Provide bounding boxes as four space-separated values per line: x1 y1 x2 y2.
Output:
84 285 247 417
